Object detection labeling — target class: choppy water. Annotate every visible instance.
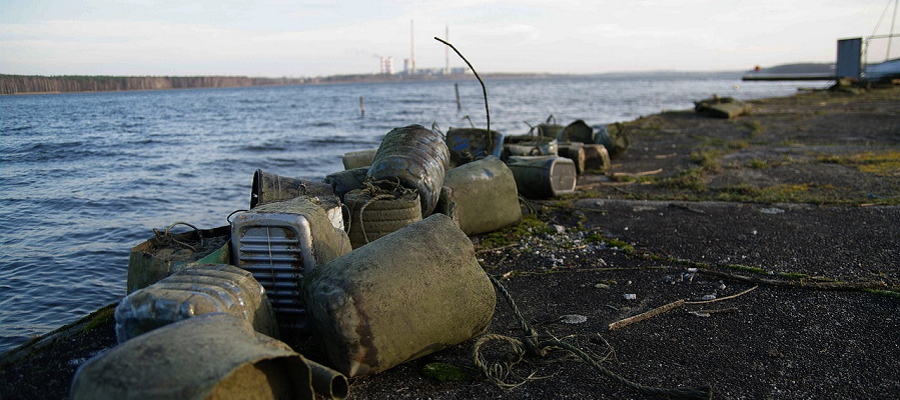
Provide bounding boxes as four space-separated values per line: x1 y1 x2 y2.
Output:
0 74 813 353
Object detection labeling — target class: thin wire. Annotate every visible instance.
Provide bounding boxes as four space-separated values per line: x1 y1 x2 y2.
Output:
434 37 490 134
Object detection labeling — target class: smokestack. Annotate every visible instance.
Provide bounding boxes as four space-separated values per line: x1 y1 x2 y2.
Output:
445 25 450 75
410 19 416 75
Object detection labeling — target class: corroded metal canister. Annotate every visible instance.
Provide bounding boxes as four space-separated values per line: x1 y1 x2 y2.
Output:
506 155 577 199
367 125 450 216
444 127 504 167
301 214 496 377
438 156 521 235
251 169 335 209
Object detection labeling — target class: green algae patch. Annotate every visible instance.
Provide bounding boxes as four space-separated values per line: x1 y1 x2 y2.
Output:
477 213 554 250
820 150 900 177
421 362 471 382
82 305 116 334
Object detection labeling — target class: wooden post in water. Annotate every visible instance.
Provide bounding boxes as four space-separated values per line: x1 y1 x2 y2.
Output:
454 83 461 111
360 96 365 117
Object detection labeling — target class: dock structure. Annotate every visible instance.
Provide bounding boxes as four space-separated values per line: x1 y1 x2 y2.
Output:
742 74 835 81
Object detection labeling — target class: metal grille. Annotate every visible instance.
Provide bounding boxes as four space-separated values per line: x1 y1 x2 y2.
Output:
235 225 308 332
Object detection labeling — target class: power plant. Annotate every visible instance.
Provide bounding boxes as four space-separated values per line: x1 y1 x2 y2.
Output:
378 21 469 76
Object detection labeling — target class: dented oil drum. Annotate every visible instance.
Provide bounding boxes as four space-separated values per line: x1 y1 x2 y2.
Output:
251 169 335 209
367 125 449 216
437 156 521 235
301 214 496 377
506 156 577 199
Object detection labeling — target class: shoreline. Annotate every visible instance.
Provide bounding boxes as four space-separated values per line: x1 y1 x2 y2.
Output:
0 71 758 96
1 84 898 399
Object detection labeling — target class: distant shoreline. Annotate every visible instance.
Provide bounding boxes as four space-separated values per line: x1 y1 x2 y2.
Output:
0 71 754 96
1 63 837 95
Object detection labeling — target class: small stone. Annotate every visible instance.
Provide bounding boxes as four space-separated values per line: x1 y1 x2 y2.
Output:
560 314 588 324
701 294 717 301
553 224 566 234
623 293 637 300
595 283 610 289
718 282 727 290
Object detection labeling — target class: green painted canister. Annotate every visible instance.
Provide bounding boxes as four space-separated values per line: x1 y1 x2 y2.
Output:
301 214 496 377
506 155 578 199
367 125 450 216
438 156 521 235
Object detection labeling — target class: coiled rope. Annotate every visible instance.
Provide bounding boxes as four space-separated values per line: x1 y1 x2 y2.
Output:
152 221 202 252
473 274 713 399
346 178 418 245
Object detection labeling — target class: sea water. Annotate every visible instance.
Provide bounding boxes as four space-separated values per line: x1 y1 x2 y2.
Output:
0 74 814 353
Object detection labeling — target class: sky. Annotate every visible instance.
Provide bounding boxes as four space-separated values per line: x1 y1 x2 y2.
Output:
1 0 897 77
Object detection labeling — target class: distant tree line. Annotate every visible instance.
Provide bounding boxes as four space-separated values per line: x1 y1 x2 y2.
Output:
0 75 312 95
